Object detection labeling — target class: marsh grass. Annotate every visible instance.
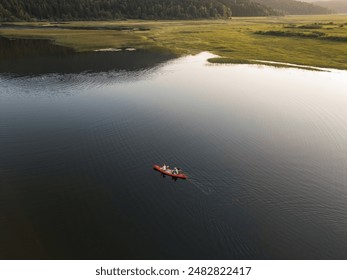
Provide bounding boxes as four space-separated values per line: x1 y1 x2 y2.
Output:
1 15 347 69
255 30 347 42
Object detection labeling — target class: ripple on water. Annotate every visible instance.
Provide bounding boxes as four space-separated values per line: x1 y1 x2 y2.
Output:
1 52 347 259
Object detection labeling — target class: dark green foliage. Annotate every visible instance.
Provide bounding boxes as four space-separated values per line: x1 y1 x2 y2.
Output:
324 36 347 42
221 0 278 16
255 30 347 42
0 0 279 21
296 23 323 29
255 0 331 15
255 30 324 38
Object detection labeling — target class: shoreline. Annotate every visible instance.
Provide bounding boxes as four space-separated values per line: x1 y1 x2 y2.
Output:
1 16 347 70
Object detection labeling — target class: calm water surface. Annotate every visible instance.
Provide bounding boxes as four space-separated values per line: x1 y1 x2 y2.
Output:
1 39 347 259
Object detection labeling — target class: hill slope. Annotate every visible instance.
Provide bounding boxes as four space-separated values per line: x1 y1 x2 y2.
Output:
313 1 347 13
0 0 279 21
255 0 331 14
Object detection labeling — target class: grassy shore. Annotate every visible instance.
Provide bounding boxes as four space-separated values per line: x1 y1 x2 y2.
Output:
1 15 347 69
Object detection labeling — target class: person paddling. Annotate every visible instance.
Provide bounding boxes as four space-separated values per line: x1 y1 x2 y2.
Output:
162 164 170 171
153 164 187 179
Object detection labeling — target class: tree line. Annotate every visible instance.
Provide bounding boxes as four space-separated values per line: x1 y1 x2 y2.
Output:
0 0 279 21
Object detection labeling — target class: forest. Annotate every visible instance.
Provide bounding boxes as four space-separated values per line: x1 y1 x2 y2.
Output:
0 0 279 21
0 0 332 22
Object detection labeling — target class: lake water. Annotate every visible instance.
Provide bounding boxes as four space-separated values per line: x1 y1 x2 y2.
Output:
1 38 347 259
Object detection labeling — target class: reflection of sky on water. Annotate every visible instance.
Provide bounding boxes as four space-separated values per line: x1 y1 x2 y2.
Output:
107 52 347 197
2 51 347 184
1 51 347 259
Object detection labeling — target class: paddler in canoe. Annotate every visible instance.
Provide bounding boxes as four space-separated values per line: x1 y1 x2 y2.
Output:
162 163 169 171
172 167 180 174
153 164 187 179
160 164 179 174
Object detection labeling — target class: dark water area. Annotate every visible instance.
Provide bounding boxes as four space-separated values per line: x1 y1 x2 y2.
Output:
0 23 150 31
0 37 174 75
0 39 347 260
0 36 74 59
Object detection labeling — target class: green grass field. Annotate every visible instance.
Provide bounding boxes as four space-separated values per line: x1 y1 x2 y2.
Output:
1 15 347 69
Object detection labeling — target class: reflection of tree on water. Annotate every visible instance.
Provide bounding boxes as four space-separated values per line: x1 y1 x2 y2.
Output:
0 36 74 60
0 36 175 76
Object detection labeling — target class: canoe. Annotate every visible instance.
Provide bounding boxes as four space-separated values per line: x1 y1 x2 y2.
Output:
153 165 188 179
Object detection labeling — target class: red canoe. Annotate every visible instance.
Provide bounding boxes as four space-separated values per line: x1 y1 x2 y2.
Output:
153 165 188 179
